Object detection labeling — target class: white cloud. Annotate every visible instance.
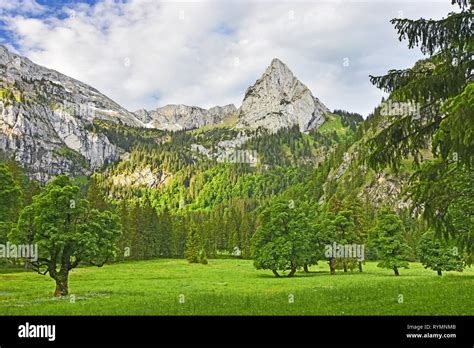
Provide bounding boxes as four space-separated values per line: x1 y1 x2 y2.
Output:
0 0 45 15
0 0 455 116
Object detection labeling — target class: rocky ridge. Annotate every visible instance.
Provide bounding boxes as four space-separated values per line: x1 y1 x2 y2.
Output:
134 104 236 131
0 46 331 181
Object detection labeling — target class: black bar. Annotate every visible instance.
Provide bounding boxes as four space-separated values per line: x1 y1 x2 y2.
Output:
0 316 472 346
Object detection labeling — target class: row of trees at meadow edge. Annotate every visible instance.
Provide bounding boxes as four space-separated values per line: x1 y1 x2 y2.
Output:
251 197 467 278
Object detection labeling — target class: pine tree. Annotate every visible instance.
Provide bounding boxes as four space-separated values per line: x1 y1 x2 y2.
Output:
198 249 208 265
185 224 200 263
158 208 173 257
172 215 187 258
129 202 145 260
366 0 473 252
117 200 132 261
141 198 159 259
87 177 110 211
0 163 22 246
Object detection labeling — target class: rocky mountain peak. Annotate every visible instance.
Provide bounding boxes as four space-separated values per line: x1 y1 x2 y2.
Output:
236 58 329 133
266 58 292 76
0 45 9 58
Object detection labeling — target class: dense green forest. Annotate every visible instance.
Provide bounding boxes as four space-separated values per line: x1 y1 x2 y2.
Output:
1 101 470 285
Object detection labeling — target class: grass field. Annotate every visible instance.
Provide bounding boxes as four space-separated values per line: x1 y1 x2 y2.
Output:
0 259 473 315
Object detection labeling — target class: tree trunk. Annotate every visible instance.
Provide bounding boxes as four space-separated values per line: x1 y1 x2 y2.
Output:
329 258 336 275
288 263 297 277
393 266 399 276
53 244 72 297
343 261 347 273
303 264 309 273
437 270 442 276
272 269 280 278
358 261 363 273
54 274 69 297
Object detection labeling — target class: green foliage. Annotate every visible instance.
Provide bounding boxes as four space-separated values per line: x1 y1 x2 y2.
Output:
199 249 208 265
0 163 22 248
87 176 111 211
333 109 364 132
54 147 90 169
0 156 40 266
409 160 473 253
434 82 474 166
417 231 464 275
9 175 122 296
368 208 411 275
365 1 473 253
0 86 23 104
185 225 201 263
314 202 369 274
0 163 22 221
251 199 313 277
86 119 166 151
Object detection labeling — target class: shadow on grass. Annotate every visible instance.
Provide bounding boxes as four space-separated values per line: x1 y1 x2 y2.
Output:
256 271 332 279
254 269 439 279
0 267 28 274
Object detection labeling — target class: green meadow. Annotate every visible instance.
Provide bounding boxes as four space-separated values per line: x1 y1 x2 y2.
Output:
0 259 472 316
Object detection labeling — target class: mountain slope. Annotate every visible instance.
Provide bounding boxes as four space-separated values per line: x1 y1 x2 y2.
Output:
0 46 144 181
0 49 332 182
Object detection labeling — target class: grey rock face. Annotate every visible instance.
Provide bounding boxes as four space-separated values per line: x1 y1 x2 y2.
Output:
237 58 329 132
1 47 333 181
109 166 170 189
190 131 252 163
0 45 142 181
134 104 236 131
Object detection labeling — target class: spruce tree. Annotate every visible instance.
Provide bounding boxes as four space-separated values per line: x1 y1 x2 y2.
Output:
366 0 473 252
185 224 200 263
0 163 22 247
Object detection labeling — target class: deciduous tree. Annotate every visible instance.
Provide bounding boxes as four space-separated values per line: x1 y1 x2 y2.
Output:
10 176 121 296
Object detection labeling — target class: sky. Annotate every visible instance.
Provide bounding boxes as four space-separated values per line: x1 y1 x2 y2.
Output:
0 0 456 116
